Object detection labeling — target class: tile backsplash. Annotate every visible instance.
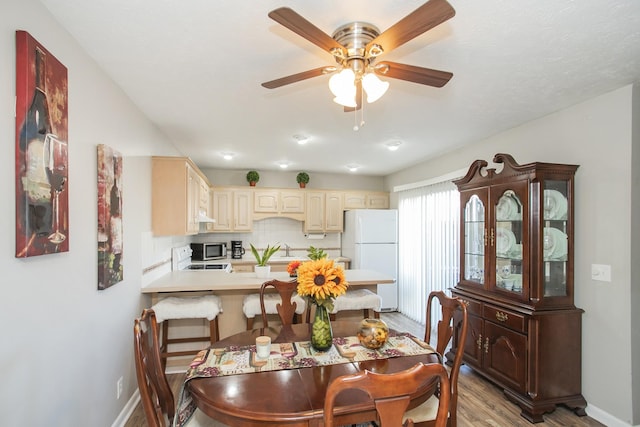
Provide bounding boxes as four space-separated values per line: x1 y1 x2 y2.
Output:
192 217 341 259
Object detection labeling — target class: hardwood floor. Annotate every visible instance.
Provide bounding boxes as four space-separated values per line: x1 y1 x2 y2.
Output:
125 312 604 427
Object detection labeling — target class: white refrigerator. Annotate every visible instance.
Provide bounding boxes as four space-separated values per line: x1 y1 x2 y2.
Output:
342 209 398 311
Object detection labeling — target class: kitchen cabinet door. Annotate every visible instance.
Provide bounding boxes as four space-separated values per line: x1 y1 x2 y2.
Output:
210 189 252 232
324 192 344 231
280 191 305 213
254 190 279 213
210 190 232 231
233 190 253 231
305 191 325 232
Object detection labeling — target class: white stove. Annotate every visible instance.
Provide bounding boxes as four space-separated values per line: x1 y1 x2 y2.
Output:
172 245 231 272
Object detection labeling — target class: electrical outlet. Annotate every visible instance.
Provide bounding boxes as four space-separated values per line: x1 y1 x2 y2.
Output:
117 377 123 399
591 264 611 282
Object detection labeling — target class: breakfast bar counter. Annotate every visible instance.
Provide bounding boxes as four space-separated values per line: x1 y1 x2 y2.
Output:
141 269 394 293
141 269 395 351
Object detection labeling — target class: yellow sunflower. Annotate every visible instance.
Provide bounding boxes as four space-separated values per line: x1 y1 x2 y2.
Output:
296 259 349 304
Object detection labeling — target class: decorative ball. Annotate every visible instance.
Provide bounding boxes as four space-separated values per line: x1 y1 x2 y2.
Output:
357 318 389 349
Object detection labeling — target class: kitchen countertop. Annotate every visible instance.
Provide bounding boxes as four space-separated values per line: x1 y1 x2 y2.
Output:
141 269 393 293
225 256 351 265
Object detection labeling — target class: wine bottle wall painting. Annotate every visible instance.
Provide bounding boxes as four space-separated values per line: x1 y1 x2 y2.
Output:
15 31 69 257
97 145 123 290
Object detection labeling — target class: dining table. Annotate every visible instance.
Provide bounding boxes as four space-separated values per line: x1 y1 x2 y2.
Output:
174 321 441 427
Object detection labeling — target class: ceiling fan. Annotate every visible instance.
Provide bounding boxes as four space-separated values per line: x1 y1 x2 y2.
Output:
261 0 456 111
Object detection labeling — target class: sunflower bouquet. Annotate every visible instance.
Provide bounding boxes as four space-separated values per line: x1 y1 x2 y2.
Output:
296 258 348 312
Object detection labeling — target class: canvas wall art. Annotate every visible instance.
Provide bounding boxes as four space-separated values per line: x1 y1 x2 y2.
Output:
15 31 69 257
97 144 123 290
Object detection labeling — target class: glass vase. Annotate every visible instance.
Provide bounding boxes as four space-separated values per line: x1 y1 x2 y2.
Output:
311 304 333 351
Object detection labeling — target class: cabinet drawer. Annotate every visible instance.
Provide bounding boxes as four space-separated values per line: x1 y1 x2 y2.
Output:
484 304 526 333
456 296 482 316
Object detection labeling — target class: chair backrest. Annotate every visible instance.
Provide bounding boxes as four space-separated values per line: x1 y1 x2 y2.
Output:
134 309 175 427
259 279 305 327
324 362 450 427
424 290 468 426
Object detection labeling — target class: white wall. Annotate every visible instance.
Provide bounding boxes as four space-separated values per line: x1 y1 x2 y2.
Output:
202 167 385 191
385 85 639 426
0 0 182 425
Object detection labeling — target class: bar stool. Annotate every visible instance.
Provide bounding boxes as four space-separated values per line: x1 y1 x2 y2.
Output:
151 294 222 369
329 289 381 321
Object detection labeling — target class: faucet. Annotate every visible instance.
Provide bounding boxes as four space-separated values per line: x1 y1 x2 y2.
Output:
284 243 290 257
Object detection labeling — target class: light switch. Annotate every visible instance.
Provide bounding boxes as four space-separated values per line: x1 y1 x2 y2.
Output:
591 264 611 282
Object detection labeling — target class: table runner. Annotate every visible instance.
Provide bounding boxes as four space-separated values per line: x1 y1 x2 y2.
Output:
174 332 436 426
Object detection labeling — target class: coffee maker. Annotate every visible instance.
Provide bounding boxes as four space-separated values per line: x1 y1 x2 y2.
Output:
231 240 245 259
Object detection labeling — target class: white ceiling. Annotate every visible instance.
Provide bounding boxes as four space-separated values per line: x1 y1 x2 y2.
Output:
39 0 640 176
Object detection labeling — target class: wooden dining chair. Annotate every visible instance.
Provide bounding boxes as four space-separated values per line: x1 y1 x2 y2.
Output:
402 291 468 427
259 279 310 327
243 279 308 329
133 309 229 427
324 362 451 427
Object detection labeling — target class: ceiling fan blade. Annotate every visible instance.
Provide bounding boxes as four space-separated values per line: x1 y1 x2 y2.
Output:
262 66 335 89
375 61 452 87
344 79 363 112
268 7 347 56
366 0 455 55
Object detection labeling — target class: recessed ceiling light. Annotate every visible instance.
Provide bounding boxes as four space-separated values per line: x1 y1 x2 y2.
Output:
278 161 290 169
385 140 403 151
346 164 360 172
221 152 234 160
293 134 310 145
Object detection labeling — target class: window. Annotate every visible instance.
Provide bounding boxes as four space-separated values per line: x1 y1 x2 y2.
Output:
397 181 460 325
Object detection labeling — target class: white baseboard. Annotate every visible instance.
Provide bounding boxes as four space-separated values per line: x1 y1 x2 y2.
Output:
111 389 141 427
586 403 637 427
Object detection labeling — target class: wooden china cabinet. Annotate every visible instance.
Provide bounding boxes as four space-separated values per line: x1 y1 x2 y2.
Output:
448 153 587 423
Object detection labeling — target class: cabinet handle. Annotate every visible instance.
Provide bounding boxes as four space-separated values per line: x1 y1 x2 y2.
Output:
495 311 509 322
476 335 483 351
460 299 470 307
484 337 490 354
484 228 488 246
490 228 495 246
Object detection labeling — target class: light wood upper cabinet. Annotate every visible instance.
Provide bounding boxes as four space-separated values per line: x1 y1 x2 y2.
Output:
305 192 325 232
280 191 305 213
209 189 232 232
253 189 305 221
305 191 343 232
325 192 344 231
152 156 211 236
209 188 253 232
233 190 253 231
344 191 389 209
253 190 279 213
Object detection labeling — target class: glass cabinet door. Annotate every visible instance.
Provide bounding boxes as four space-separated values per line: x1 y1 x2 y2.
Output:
493 189 524 296
542 180 570 297
463 193 486 284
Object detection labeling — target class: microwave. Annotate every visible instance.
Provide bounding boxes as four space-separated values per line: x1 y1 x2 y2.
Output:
191 242 227 261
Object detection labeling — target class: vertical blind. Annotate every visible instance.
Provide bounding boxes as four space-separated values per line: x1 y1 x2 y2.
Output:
397 181 460 325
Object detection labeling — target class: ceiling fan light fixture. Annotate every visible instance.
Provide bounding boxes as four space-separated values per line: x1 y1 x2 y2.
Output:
329 68 357 107
362 72 389 103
